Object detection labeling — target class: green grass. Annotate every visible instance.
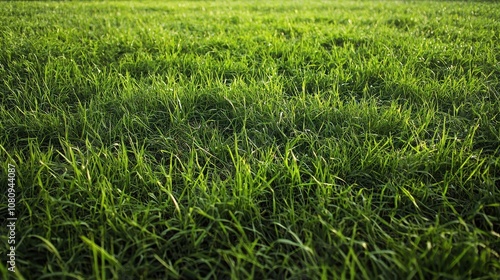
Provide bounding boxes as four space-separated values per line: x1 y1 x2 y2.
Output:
1 0 499 279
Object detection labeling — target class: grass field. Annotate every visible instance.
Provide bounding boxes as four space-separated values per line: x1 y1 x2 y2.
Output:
1 0 499 279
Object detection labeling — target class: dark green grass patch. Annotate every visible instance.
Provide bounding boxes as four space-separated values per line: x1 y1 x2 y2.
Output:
1 0 499 279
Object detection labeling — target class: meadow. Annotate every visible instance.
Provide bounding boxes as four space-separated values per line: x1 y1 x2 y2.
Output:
0 0 499 279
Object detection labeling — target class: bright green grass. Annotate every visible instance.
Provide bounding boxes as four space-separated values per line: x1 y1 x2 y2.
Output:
1 0 499 279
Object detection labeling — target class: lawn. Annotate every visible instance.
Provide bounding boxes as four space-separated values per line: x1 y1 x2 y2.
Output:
1 0 499 279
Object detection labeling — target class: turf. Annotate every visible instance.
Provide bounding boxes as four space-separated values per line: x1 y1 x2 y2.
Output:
0 0 499 279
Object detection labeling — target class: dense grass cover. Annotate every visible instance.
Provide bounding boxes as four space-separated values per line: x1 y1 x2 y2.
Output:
1 0 499 279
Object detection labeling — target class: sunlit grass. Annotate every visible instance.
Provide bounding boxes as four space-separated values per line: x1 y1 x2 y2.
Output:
1 0 499 279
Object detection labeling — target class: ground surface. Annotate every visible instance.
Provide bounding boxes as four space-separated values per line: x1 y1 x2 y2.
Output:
1 0 499 279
